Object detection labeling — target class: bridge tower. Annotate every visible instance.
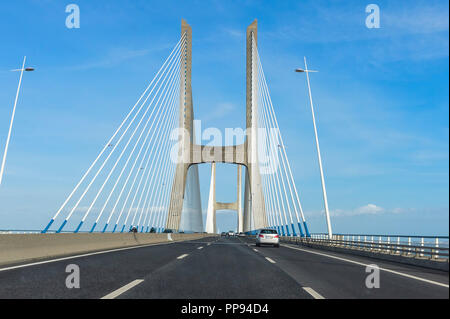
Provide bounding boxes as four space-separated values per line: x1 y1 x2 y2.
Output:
165 19 203 232
243 19 267 232
166 19 268 232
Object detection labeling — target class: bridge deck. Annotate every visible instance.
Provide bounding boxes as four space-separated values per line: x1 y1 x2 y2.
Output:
0 236 447 299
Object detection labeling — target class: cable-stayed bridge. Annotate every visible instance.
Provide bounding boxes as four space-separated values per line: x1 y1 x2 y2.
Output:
40 20 310 237
0 20 447 300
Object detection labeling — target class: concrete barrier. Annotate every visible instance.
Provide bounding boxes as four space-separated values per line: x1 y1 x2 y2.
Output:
0 233 214 267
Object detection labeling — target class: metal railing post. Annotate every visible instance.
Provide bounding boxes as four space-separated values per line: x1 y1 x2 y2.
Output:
434 238 439 259
420 237 424 257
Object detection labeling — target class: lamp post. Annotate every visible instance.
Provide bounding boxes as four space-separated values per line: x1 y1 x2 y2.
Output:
0 56 35 186
295 57 333 240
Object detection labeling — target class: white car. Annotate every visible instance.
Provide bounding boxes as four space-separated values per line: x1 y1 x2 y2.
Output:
256 229 280 247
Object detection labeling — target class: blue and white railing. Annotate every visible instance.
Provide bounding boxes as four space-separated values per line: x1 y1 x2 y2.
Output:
281 233 449 260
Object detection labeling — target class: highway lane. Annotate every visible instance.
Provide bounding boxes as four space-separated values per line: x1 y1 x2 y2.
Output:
0 237 217 298
0 235 447 299
239 237 449 299
118 237 312 299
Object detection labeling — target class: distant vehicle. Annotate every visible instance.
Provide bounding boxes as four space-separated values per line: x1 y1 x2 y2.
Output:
163 229 173 233
238 232 246 237
221 232 227 237
256 229 279 247
129 226 138 233
149 227 156 233
228 231 235 237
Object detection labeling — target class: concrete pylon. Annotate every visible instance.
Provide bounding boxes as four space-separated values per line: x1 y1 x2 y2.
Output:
243 19 268 232
205 163 217 234
237 164 243 232
205 163 243 234
166 20 198 231
166 19 268 232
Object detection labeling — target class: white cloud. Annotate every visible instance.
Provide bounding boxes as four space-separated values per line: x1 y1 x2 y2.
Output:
264 2 449 62
64 44 173 71
305 203 407 217
329 204 384 217
352 204 384 215
383 4 449 35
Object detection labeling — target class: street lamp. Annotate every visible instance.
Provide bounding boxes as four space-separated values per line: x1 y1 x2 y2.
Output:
295 68 318 73
295 56 333 240
0 56 35 186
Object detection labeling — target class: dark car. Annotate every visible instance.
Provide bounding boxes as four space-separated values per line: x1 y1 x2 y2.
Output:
129 226 138 233
163 229 173 233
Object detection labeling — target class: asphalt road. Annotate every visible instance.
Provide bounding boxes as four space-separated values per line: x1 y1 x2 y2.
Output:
0 236 448 299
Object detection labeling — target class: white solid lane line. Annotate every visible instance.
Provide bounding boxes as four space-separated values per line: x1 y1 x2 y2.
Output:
177 254 189 259
197 246 203 250
284 244 449 288
303 287 325 299
265 257 276 264
0 242 173 273
101 279 144 299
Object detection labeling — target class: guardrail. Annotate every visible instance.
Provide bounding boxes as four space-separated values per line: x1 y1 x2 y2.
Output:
0 229 204 234
281 234 449 261
0 229 42 234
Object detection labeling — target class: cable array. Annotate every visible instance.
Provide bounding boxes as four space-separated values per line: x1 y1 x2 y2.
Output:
254 36 310 237
42 35 185 233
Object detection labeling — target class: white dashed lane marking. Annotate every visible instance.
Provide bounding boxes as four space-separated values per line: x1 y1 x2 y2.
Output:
101 279 144 299
303 287 325 299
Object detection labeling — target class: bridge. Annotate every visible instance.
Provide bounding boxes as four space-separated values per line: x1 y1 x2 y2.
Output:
0 20 448 300
40 19 310 237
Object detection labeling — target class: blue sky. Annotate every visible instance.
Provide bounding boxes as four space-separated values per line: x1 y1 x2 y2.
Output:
0 0 448 235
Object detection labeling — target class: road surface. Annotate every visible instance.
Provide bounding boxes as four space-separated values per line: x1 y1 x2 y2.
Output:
0 236 448 299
